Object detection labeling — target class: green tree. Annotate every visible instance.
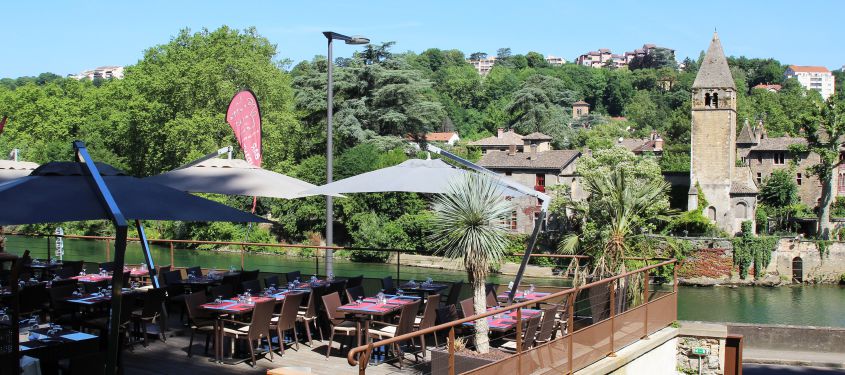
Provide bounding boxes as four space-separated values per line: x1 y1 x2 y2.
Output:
431 174 513 353
801 94 845 238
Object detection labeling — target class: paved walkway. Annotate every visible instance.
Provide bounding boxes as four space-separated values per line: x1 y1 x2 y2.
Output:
745 364 845 375
745 348 845 368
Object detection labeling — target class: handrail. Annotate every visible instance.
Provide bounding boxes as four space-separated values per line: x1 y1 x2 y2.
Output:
345 258 677 367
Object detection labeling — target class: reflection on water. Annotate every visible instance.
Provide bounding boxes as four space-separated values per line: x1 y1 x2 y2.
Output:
6 235 844 327
677 284 845 327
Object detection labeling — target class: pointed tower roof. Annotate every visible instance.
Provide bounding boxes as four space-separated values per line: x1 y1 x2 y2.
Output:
693 32 736 89
737 120 756 144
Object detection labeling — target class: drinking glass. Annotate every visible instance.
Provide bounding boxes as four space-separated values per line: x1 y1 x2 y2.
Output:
215 296 223 304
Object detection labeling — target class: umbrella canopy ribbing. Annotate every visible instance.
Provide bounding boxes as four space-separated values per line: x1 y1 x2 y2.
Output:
0 162 269 225
303 158 526 196
144 158 323 199
0 159 38 184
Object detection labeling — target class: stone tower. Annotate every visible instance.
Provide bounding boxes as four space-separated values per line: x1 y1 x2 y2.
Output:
688 33 757 234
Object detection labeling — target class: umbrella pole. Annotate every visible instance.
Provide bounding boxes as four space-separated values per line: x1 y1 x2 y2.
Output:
135 220 159 288
74 141 128 375
507 209 546 304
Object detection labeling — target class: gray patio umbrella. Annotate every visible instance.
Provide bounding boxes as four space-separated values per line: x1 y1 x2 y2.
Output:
0 141 268 374
0 159 38 183
303 158 525 196
144 158 323 199
0 161 270 225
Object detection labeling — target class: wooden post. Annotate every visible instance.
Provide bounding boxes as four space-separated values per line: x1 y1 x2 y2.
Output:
516 307 523 353
608 280 616 357
169 242 174 268
359 342 373 375
643 268 650 339
240 246 245 270
568 293 575 374
105 238 110 262
396 251 400 281
448 327 455 375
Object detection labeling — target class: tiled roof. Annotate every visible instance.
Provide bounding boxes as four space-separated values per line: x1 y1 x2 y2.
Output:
737 123 756 144
478 150 581 170
693 32 736 89
753 83 782 91
617 139 662 153
730 180 758 194
425 132 458 142
522 132 552 141
750 137 807 151
468 130 523 147
573 101 589 106
788 65 831 73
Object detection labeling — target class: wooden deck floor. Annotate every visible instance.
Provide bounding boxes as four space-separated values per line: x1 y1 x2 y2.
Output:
122 315 428 375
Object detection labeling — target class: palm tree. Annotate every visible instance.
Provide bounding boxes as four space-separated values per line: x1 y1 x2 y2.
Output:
431 173 513 353
560 168 671 277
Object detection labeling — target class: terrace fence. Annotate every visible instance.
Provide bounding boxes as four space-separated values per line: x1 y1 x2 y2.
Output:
346 259 678 374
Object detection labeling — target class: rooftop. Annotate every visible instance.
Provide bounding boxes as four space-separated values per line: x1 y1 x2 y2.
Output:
468 130 523 147
787 65 831 74
692 32 736 89
478 149 580 170
425 132 458 142
522 132 552 141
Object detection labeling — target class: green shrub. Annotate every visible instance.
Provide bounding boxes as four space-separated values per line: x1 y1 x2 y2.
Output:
732 221 777 279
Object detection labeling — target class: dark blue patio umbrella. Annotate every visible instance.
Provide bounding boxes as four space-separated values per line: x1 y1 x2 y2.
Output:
0 141 268 374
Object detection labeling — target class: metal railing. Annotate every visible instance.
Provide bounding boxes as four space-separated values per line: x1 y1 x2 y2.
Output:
346 259 678 374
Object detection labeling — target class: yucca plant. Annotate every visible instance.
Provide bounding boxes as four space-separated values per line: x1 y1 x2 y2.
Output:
560 168 671 277
431 173 513 353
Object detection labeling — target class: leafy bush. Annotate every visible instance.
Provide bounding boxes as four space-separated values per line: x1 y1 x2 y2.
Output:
732 221 778 279
348 212 408 263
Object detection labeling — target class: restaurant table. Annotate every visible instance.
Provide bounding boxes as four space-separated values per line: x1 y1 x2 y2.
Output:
463 308 542 332
398 282 448 297
71 274 111 283
19 326 99 374
497 291 551 304
336 295 421 348
28 261 62 281
200 296 276 363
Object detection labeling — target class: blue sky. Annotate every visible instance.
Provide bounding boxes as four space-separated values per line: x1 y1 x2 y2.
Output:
3 0 843 78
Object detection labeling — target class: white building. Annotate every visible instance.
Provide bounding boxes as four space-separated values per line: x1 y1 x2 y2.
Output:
468 57 496 75
71 66 125 81
545 55 567 66
784 65 835 100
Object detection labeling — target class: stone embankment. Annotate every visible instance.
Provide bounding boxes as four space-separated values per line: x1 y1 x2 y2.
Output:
677 238 845 286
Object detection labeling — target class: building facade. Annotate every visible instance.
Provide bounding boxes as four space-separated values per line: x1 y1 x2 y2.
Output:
70 66 125 80
576 44 674 69
468 56 496 75
784 65 835 100
687 33 758 235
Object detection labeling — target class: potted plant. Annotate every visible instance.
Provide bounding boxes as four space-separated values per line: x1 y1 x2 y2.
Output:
429 173 514 373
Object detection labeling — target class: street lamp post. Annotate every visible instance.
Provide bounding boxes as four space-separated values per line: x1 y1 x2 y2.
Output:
323 31 369 276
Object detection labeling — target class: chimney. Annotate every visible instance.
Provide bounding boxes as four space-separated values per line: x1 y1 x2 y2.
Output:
650 130 658 140
508 143 517 156
497 128 504 139
654 136 664 151
529 144 538 160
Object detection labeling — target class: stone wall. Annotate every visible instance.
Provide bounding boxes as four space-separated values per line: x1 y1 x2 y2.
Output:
677 237 845 284
677 337 724 375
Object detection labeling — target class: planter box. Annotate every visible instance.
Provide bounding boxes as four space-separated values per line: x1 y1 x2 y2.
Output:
430 348 499 375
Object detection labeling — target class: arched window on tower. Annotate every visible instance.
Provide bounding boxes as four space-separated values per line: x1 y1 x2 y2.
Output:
713 93 719 108
704 93 711 107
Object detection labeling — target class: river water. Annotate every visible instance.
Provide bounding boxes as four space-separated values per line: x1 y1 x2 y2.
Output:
6 235 845 327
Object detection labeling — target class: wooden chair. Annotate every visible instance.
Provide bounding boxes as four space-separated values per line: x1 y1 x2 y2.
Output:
264 275 280 289
48 284 78 325
486 291 499 309
183 291 215 357
269 292 305 356
321 292 358 358
345 275 364 288
50 277 78 289
534 306 559 346
296 290 321 346
414 294 440 356
19 284 48 318
131 288 167 346
210 283 235 300
284 271 301 283
328 280 348 303
98 262 115 273
380 276 396 294
241 269 260 281
459 297 475 319
185 266 202 277
241 279 261 294
220 300 275 367
367 300 422 369
443 281 463 307
498 315 541 352
345 285 365 303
